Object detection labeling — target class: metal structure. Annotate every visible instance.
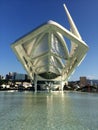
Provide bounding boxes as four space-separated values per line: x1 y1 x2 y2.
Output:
11 4 88 91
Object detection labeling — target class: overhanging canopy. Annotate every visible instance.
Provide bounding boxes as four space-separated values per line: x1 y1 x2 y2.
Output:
11 4 88 82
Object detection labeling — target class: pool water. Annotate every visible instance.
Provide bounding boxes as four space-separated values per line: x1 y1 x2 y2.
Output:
0 91 98 130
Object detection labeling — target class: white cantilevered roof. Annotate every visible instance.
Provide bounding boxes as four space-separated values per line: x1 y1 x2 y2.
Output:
11 4 88 81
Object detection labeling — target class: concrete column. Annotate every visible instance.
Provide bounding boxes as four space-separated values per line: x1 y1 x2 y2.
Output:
61 81 64 91
60 76 64 91
34 73 37 92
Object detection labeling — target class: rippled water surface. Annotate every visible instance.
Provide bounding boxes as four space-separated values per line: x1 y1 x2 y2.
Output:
0 91 98 130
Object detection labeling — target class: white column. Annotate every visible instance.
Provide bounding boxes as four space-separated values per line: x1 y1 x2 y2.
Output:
61 81 64 91
60 76 64 91
34 73 37 92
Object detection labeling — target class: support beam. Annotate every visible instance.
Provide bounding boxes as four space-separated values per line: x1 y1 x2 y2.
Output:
34 73 37 92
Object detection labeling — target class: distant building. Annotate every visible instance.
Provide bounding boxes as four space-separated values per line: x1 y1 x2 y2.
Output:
80 76 98 87
0 75 2 80
87 79 98 87
0 75 5 80
15 73 25 80
80 77 87 87
5 72 30 81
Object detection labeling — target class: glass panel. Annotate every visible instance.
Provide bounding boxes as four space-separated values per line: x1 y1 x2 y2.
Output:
50 56 64 69
22 37 37 56
51 34 66 58
32 33 49 58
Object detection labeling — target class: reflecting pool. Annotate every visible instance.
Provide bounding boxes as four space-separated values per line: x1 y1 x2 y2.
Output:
0 91 98 130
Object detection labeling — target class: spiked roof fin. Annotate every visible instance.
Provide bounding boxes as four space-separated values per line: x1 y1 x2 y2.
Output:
63 4 82 40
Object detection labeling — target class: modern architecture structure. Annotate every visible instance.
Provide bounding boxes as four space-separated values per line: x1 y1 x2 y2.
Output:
11 4 88 91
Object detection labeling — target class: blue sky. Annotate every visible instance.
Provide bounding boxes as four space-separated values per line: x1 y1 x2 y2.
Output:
0 0 98 81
